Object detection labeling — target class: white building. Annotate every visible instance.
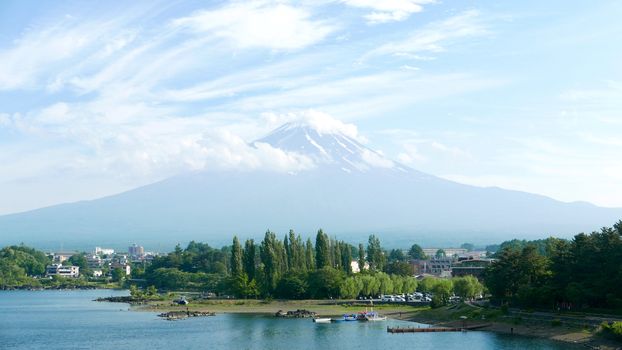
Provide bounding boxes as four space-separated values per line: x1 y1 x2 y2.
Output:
94 247 115 256
350 261 369 273
46 264 80 278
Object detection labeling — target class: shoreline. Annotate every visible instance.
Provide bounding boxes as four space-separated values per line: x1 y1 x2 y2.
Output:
129 299 620 349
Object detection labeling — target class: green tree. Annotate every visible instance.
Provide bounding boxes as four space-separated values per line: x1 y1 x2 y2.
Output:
243 239 256 280
275 272 308 299
315 230 330 269
305 238 315 271
377 272 393 294
340 242 352 274
388 249 406 262
357 244 366 272
232 273 259 298
111 267 125 283
230 236 243 276
431 279 453 307
308 267 344 299
339 277 363 299
435 249 446 258
452 275 483 300
366 235 386 271
129 284 143 298
359 274 380 297
259 231 286 295
386 261 412 276
408 244 426 260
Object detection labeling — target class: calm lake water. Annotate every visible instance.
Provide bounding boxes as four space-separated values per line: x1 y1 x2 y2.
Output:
0 290 577 350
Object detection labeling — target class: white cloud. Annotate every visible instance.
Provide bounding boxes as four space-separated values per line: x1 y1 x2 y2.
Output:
198 129 316 172
260 110 365 142
363 10 488 60
341 0 435 24
172 2 336 50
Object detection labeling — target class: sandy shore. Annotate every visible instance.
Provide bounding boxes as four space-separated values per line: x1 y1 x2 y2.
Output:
389 309 620 350
136 299 418 317
133 299 620 349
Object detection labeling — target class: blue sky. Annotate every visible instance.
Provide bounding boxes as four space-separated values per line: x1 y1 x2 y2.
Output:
1 0 621 214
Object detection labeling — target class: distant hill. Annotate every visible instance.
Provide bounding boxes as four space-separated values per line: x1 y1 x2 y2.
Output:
1 122 620 249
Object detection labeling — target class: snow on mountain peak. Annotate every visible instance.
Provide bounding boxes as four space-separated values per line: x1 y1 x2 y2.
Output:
263 110 362 141
254 120 408 174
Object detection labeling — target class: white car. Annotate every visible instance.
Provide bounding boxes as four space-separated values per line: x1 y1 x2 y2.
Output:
381 295 394 302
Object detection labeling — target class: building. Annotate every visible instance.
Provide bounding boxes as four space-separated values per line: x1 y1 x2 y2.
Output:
422 248 468 257
411 257 453 277
128 244 145 258
350 260 369 273
86 255 103 268
50 251 75 263
451 258 494 280
92 270 103 277
94 247 115 256
46 264 80 278
109 263 131 276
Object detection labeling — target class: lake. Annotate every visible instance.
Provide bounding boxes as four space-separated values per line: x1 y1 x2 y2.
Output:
0 290 577 349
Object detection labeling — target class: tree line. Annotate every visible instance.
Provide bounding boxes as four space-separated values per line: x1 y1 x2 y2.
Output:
485 221 622 311
143 230 435 299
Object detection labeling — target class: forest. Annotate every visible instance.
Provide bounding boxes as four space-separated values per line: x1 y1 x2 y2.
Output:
2 221 621 313
485 221 622 311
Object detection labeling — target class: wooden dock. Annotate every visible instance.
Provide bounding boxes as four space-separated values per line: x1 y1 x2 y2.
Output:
387 324 491 333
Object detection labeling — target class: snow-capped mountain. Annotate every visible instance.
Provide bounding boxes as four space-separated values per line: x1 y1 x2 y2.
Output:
253 122 411 174
1 122 621 249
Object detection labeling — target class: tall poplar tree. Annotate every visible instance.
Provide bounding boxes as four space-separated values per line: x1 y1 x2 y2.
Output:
243 239 256 280
315 229 330 269
366 234 386 272
230 236 243 276
305 238 316 271
358 243 366 273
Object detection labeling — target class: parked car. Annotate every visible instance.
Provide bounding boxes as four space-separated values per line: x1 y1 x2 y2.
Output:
381 295 394 302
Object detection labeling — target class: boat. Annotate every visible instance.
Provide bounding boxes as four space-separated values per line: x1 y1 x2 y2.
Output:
356 309 387 321
331 318 345 323
362 311 387 321
313 317 332 323
343 314 358 321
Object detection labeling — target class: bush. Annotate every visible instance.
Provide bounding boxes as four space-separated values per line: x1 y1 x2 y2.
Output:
600 321 622 341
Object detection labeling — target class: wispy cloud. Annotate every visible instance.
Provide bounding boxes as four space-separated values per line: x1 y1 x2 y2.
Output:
341 0 436 24
172 2 337 50
362 10 489 61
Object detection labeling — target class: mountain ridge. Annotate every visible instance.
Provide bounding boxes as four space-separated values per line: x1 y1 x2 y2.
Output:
1 122 621 249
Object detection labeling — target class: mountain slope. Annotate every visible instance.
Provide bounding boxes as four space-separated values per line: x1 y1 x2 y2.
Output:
1 123 621 248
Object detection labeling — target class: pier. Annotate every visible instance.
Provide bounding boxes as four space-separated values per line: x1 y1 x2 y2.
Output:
387 324 491 333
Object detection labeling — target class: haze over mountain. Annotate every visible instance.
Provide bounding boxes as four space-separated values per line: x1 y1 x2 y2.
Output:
1 121 620 250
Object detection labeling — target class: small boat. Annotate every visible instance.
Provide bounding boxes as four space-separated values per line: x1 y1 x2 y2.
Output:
365 312 387 321
331 318 345 323
363 311 387 321
313 317 332 323
343 314 358 321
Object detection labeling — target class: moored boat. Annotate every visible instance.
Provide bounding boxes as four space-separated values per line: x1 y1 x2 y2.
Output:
362 311 386 321
313 317 332 323
343 314 357 321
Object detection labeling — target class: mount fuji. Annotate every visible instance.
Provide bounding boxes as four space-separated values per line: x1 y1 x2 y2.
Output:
1 122 621 249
